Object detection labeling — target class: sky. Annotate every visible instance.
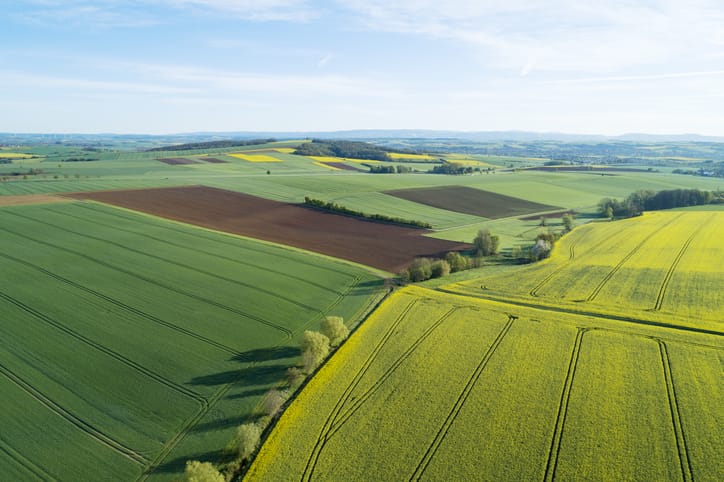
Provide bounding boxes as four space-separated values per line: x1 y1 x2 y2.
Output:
2 0 724 135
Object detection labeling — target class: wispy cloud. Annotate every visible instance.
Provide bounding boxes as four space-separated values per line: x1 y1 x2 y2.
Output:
335 0 724 76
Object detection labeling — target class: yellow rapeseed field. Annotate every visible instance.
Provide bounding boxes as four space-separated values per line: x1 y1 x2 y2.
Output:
0 152 35 159
248 286 722 481
443 211 724 330
228 153 283 162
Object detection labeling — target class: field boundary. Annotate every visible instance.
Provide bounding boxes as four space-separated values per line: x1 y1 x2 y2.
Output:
658 341 693 481
543 327 586 481
409 314 517 481
301 299 421 481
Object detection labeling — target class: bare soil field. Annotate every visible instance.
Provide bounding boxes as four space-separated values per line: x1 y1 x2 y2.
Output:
156 158 200 165
200 157 228 163
385 186 559 219
0 194 70 206
66 186 470 272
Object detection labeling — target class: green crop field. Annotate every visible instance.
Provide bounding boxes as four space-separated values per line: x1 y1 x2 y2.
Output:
248 286 722 481
0 201 384 480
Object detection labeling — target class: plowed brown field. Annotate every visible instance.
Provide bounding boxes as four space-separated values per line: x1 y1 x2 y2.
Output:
66 186 470 272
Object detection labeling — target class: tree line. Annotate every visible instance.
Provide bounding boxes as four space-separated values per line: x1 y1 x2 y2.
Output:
303 196 432 228
598 188 720 218
294 139 392 161
147 138 276 152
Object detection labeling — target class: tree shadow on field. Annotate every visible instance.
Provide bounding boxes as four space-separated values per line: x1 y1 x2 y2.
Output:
150 448 226 474
350 278 385 295
189 364 289 387
231 345 300 363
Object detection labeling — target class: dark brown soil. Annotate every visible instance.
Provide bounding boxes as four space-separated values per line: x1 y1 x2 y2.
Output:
156 158 200 165
66 186 470 272
385 186 560 219
200 157 228 164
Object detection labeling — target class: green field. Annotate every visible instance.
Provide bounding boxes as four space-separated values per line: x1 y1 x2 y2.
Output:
248 286 722 481
0 201 384 480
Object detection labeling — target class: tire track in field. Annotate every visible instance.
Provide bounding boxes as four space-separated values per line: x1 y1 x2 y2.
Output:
326 307 459 439
409 314 516 481
301 299 420 482
0 362 149 465
48 205 347 296
585 214 683 303
0 252 246 359
658 341 694 482
0 437 55 481
0 224 292 337
529 226 604 297
543 327 586 482
653 216 712 312
71 201 357 278
5 210 320 314
0 291 207 407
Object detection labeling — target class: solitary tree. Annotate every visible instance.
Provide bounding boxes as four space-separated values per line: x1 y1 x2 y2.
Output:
301 330 330 372
229 423 262 461
562 214 574 232
473 229 499 256
407 257 433 282
182 461 225 482
444 251 469 272
605 206 614 220
431 259 451 278
320 316 349 347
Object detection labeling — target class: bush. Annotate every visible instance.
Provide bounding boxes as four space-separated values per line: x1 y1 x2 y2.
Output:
263 389 289 417
301 331 330 372
444 251 469 272
182 460 225 482
430 259 451 278
286 366 305 386
320 316 349 347
229 423 262 460
407 258 433 282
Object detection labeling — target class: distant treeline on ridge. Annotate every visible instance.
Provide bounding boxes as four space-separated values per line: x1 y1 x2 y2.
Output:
147 138 276 152
294 139 392 161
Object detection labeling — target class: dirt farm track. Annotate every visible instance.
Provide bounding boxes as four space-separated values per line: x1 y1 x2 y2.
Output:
67 186 470 272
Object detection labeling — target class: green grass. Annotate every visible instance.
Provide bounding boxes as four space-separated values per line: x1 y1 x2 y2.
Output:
248 286 722 481
0 201 384 480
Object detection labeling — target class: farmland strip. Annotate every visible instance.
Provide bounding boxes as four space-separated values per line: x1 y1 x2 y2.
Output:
653 217 711 311
409 314 516 481
73 201 357 277
543 327 586 482
49 204 347 295
0 291 207 406
0 437 55 481
658 341 694 482
327 307 459 438
7 210 320 313
586 214 683 302
0 362 148 465
0 252 245 359
0 223 292 337
301 299 420 482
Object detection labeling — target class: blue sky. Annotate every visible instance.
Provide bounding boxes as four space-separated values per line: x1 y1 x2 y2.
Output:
2 0 724 135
